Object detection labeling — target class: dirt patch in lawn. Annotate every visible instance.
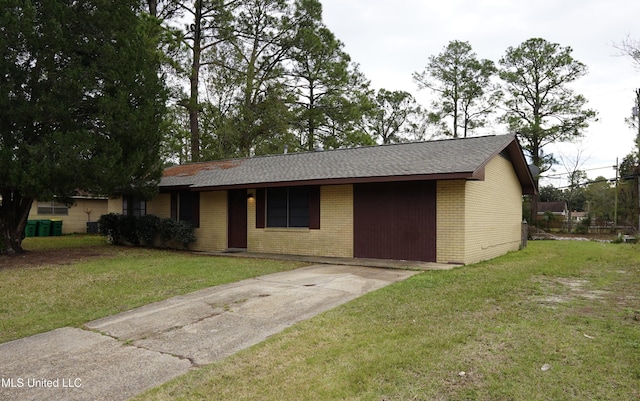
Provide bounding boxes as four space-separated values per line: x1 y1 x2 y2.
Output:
0 247 111 270
534 276 611 306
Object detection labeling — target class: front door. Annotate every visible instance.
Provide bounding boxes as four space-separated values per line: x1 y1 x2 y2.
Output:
228 189 247 249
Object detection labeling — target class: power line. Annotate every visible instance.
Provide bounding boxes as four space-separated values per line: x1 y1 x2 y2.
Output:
540 165 616 179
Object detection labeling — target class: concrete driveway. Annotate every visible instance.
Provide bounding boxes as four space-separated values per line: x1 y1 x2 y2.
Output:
0 264 418 401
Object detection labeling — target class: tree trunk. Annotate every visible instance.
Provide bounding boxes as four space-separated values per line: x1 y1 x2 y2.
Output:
189 0 203 162
147 0 158 17
529 138 541 225
0 191 34 254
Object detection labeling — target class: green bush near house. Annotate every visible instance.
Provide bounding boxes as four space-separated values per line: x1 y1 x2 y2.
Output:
98 213 196 249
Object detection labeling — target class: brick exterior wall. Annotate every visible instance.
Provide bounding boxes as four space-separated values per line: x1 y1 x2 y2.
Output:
463 155 523 264
192 191 227 252
107 197 122 215
436 155 523 265
247 184 354 257
436 180 466 264
146 193 171 218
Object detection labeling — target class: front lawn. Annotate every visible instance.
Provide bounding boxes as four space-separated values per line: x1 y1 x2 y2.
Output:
135 240 640 400
0 236 304 344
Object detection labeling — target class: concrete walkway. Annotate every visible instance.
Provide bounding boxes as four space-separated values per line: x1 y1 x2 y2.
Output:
0 264 418 401
204 250 461 270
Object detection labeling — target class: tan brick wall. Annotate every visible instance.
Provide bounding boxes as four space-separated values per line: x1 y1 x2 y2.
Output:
436 156 524 265
436 180 466 264
463 155 523 264
147 192 228 252
29 198 108 234
107 197 122 214
147 193 171 218
247 184 354 257
192 191 227 252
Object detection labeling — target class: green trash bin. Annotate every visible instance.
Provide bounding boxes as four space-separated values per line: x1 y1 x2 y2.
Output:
50 219 63 236
24 220 38 237
37 220 52 237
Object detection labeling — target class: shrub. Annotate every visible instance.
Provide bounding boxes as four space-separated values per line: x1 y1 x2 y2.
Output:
170 220 197 249
137 214 161 246
97 214 196 250
574 214 591 235
158 218 196 249
98 213 122 244
120 215 140 245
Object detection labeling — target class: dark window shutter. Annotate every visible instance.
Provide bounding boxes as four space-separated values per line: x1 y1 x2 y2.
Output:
256 189 265 228
308 186 320 229
170 193 178 220
179 193 193 223
192 192 200 228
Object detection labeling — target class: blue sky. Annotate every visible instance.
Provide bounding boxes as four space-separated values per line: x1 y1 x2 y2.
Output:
320 0 640 185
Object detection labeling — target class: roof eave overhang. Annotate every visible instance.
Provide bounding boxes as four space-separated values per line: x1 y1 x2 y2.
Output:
185 172 480 192
159 185 193 193
471 135 537 196
506 138 537 195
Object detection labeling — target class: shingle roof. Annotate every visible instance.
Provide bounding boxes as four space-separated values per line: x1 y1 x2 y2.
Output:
538 202 567 214
160 134 536 194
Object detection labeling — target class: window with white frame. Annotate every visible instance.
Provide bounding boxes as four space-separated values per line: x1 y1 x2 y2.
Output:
37 199 69 215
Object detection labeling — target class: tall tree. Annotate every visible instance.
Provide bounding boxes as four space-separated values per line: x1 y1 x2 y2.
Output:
320 64 376 150
583 177 615 226
202 0 297 157
498 37 597 223
169 0 237 162
287 0 374 151
413 40 497 138
288 0 344 150
0 0 167 253
558 149 588 232
615 35 640 70
367 89 425 144
624 89 640 157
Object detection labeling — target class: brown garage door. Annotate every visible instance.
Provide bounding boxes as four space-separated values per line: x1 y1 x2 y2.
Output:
354 181 436 262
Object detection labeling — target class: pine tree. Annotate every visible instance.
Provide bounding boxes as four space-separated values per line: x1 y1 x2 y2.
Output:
0 0 167 253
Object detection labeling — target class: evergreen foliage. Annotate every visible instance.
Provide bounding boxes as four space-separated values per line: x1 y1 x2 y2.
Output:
0 0 167 253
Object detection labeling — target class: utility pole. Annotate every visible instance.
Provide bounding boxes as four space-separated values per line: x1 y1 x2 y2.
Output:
636 89 640 146
635 89 640 232
633 89 640 231
614 157 618 228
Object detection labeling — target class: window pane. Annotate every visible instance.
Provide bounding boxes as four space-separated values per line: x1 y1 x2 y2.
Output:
288 187 309 227
38 200 68 216
179 193 193 223
266 188 288 227
132 199 146 217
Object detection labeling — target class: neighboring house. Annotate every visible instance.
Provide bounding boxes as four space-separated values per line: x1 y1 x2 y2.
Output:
29 193 108 234
570 211 589 223
107 134 536 265
537 201 589 228
537 202 568 218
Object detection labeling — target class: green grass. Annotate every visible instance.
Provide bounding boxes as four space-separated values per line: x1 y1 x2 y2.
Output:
20 234 109 250
133 241 640 401
0 236 304 343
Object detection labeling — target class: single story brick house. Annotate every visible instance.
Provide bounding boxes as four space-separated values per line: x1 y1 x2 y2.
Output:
29 193 108 234
108 134 536 264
